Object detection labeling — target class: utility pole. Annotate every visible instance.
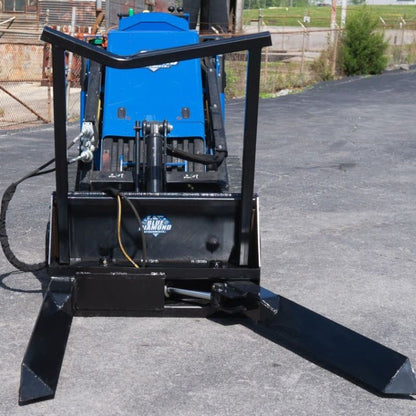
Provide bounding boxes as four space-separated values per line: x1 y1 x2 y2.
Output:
330 0 337 76
235 0 244 33
330 0 337 42
341 0 347 28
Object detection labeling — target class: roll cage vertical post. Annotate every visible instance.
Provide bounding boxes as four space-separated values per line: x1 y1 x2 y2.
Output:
42 27 272 266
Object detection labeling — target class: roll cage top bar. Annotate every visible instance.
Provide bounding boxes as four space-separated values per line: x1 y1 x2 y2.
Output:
41 26 272 266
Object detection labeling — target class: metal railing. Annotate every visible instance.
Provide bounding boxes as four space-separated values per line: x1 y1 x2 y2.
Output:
41 26 272 265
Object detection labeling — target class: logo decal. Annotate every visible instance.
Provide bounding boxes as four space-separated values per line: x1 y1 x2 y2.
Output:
139 50 178 72
147 61 178 72
140 215 172 237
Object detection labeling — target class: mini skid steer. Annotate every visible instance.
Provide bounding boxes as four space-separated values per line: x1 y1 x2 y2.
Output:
1 8 415 405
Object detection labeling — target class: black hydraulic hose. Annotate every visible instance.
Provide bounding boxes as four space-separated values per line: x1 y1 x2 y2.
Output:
0 136 79 272
166 145 226 166
0 158 55 272
121 194 147 268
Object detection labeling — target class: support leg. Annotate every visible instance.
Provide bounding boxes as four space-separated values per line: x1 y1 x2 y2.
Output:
212 282 416 396
19 277 74 405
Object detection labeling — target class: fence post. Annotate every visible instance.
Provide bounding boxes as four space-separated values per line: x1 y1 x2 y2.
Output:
264 47 269 81
400 17 406 63
298 21 306 76
331 26 339 77
66 7 76 120
258 8 263 33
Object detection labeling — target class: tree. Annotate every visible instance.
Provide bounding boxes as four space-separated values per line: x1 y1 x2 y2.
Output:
342 7 388 76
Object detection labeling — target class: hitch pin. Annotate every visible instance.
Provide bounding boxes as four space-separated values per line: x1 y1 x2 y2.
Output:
165 286 211 301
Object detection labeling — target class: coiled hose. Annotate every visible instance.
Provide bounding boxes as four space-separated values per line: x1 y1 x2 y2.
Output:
0 158 55 271
1 133 80 272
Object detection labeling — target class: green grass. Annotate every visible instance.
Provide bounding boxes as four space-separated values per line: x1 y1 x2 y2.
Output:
225 59 316 98
232 5 416 98
244 5 416 28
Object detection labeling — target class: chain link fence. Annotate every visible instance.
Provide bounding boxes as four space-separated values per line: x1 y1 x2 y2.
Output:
0 41 81 129
0 42 49 128
1 24 416 128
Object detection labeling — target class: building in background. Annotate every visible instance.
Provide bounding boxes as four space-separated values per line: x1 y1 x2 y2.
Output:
0 0 110 42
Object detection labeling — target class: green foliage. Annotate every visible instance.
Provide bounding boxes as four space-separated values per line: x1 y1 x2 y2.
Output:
311 47 335 81
225 59 314 99
342 7 388 75
388 42 416 66
244 1 309 7
311 33 344 81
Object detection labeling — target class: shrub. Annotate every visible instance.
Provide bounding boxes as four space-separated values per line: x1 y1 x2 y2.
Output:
342 7 388 76
311 48 335 81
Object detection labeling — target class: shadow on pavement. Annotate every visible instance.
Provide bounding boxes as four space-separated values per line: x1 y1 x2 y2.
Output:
0 269 49 295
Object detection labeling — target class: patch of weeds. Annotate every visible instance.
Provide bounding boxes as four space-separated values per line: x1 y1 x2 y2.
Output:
226 56 319 99
310 34 344 81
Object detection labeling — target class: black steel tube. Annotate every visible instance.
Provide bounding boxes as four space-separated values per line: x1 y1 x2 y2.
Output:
239 48 262 266
145 124 164 193
166 286 211 301
19 277 74 405
52 45 70 264
247 289 416 395
41 27 271 70
43 26 271 265
134 121 141 192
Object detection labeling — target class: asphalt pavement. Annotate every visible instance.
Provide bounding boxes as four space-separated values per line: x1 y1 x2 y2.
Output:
1 69 416 415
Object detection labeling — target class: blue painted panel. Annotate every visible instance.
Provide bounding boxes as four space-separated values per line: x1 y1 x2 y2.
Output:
118 12 190 32
102 13 205 140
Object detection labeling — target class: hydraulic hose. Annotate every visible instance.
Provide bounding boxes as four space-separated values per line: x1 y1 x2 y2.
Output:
166 145 226 166
0 134 81 272
105 188 147 268
0 158 55 272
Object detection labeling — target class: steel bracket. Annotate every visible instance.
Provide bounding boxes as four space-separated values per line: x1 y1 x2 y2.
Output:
19 276 75 405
